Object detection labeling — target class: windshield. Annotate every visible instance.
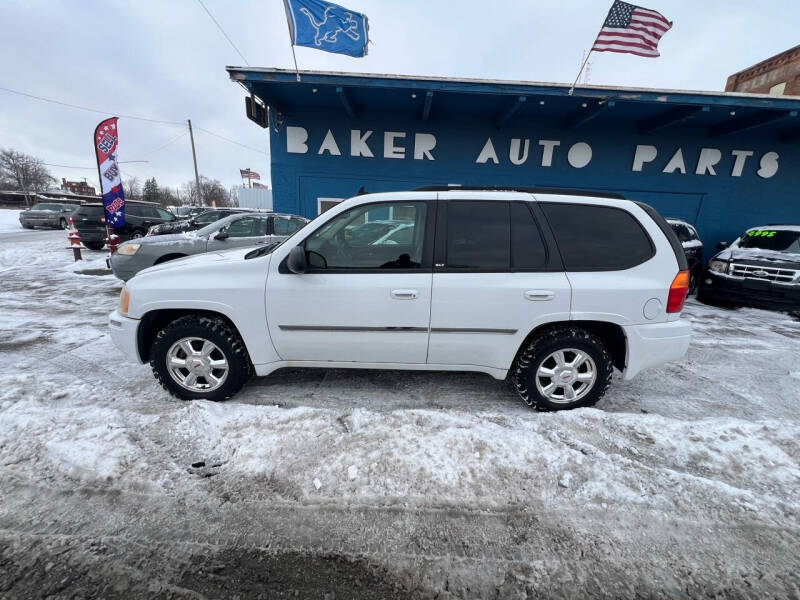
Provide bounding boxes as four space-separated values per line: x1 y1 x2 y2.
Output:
30 203 55 211
175 207 192 216
735 229 800 254
195 214 241 237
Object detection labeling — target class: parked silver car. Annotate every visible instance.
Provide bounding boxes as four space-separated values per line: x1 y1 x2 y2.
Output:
109 212 308 281
19 202 78 229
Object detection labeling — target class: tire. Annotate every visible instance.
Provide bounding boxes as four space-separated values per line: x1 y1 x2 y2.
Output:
511 327 612 411
83 241 105 251
688 268 699 296
130 229 145 239
150 315 252 401
59 218 68 230
22 223 33 229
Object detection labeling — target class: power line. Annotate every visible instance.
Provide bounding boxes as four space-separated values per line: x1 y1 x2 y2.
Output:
41 160 149 170
135 130 189 157
0 85 185 126
195 125 267 155
196 0 249 66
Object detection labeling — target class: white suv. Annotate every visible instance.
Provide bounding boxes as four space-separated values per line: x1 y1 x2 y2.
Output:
109 189 691 411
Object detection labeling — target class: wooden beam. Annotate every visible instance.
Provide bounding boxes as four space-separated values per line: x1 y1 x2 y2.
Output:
422 91 434 121
335 86 356 119
494 96 526 129
710 109 797 138
563 100 615 130
637 105 709 134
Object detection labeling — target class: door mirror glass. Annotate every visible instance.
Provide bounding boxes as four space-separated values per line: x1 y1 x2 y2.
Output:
287 245 307 273
716 241 728 250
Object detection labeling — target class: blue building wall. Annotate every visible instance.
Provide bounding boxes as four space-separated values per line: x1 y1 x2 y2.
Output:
268 105 799 258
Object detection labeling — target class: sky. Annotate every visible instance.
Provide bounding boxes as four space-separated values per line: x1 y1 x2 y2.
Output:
0 0 797 195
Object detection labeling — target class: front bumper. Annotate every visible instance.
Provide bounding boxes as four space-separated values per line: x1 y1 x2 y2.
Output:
109 253 146 281
109 310 143 363
622 319 691 380
20 216 60 228
700 270 800 311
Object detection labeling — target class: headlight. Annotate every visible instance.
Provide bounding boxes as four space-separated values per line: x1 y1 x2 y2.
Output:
117 243 141 256
118 285 130 316
708 259 728 274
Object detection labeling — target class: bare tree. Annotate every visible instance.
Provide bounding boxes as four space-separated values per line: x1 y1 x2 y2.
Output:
122 176 141 200
181 176 230 207
0 148 54 191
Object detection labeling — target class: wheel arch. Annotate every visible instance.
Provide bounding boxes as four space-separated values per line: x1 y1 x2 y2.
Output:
137 308 247 364
512 320 627 374
153 253 188 265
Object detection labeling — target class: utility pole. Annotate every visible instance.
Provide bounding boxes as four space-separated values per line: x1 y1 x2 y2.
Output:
187 119 207 206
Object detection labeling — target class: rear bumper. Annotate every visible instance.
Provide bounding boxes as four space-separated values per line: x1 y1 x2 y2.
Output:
108 310 143 363
76 227 107 242
622 319 691 380
700 271 800 311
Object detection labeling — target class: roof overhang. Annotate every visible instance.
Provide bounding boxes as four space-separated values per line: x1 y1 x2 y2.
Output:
227 67 800 139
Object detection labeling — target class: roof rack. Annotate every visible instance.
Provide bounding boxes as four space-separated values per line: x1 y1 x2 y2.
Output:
411 185 626 199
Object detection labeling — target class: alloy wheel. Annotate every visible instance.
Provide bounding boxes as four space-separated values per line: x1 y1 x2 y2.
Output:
166 337 229 392
534 348 596 404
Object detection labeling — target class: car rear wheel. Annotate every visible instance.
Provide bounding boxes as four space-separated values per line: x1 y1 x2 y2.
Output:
83 241 105 251
150 315 252 401
511 327 612 411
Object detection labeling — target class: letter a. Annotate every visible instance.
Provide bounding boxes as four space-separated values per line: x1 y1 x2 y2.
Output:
476 138 499 164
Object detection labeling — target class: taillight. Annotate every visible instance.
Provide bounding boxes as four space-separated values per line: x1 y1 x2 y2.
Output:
101 216 106 224
667 270 690 313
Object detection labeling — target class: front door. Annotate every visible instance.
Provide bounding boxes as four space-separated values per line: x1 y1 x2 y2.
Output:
206 215 269 251
427 199 572 370
266 200 434 364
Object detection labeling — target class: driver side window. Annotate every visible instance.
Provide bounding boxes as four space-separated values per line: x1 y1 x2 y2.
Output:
304 202 428 270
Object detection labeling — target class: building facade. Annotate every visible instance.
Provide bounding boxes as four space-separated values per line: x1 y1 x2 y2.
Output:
229 68 800 258
61 177 96 196
725 44 800 97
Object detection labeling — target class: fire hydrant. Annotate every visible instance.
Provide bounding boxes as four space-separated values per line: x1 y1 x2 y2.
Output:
106 232 121 254
67 217 82 261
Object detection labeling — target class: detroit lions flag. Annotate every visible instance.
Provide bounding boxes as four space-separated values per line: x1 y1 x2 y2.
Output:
93 117 125 227
283 0 369 57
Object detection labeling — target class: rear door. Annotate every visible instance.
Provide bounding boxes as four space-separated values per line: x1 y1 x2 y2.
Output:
427 197 572 371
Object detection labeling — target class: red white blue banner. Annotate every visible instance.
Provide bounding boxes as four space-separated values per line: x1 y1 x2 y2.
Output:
93 117 125 227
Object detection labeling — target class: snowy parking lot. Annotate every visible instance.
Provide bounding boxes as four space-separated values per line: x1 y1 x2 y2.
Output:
1 208 799 598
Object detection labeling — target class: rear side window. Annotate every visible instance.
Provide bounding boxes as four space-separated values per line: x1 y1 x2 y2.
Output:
446 201 509 270
511 203 547 269
541 203 654 271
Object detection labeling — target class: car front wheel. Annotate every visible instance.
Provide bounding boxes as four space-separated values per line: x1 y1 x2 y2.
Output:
511 327 612 411
150 315 252 401
83 241 105 250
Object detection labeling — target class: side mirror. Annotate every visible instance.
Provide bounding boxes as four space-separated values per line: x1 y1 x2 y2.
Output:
286 246 307 274
215 230 229 241
716 241 728 250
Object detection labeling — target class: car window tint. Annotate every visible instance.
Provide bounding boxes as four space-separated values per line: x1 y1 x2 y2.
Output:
305 202 427 269
541 203 654 271
446 201 510 270
195 211 219 225
226 216 267 238
155 208 173 220
511 203 547 270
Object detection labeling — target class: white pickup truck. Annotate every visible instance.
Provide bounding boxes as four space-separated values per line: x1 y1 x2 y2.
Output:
109 189 691 411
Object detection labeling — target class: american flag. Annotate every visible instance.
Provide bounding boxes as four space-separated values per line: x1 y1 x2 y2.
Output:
239 169 261 180
592 1 672 58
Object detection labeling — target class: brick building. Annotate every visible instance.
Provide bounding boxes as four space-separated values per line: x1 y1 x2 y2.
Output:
725 44 800 96
61 177 96 196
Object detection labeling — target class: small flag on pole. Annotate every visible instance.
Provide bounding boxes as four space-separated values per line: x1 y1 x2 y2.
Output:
591 1 672 58
93 117 125 227
283 0 369 57
239 169 261 180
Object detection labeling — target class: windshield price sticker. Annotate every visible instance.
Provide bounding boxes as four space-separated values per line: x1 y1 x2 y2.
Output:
748 230 776 237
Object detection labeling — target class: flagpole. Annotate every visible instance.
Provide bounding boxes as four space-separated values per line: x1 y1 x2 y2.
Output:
282 0 301 81
569 50 594 96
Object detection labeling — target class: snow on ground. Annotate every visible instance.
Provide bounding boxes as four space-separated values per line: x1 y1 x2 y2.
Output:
1 226 799 598
0 208 22 232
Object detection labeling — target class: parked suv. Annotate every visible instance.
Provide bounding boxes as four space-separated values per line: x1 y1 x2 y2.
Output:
146 208 251 236
73 201 176 250
19 202 78 229
666 218 703 293
698 225 800 311
109 190 691 410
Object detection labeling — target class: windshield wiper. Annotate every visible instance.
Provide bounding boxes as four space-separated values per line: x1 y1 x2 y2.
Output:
245 242 280 259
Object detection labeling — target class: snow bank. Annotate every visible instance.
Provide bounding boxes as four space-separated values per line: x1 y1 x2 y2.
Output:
0 209 22 232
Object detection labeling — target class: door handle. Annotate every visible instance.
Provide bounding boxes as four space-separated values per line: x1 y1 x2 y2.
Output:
524 290 555 301
391 289 419 300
